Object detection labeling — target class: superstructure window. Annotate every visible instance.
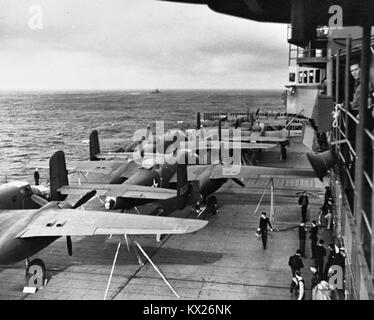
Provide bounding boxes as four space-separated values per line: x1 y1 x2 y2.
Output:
289 72 296 82
298 71 303 83
309 70 314 83
316 70 321 83
303 71 308 83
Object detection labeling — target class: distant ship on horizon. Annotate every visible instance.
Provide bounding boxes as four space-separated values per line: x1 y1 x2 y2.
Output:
151 88 161 94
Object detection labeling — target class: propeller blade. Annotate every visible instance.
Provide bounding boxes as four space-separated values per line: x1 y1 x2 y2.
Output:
67 236 73 256
218 118 222 164
72 190 97 209
31 194 49 207
231 178 245 187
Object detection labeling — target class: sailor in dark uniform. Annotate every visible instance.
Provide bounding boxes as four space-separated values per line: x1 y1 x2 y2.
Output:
34 168 40 186
207 195 218 216
292 270 305 300
257 212 273 249
310 220 319 259
298 191 309 222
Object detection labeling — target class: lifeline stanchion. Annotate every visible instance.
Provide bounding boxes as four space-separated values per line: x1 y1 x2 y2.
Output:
253 178 270 216
253 178 276 221
270 178 275 222
103 238 122 300
134 241 180 298
285 109 304 129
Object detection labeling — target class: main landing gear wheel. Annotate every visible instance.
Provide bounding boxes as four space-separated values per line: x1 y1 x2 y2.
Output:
207 195 218 216
25 258 46 289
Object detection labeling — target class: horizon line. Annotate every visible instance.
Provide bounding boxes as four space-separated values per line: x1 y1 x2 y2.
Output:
0 88 285 92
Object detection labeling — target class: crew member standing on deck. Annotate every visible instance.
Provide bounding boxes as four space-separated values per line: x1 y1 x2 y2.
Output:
207 195 218 216
34 168 40 186
257 212 273 249
292 270 305 300
146 125 151 140
288 250 304 294
325 209 333 231
280 140 288 160
298 191 309 223
298 223 307 258
315 239 327 280
310 220 319 259
324 186 332 205
324 243 337 280
310 266 321 300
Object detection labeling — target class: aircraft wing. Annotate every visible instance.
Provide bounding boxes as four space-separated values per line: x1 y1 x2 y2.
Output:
119 161 142 179
94 152 134 160
17 209 208 238
105 184 177 200
69 160 140 179
95 152 166 162
168 165 212 183
186 165 212 180
209 165 316 179
59 184 177 200
99 138 132 148
227 136 289 143
68 161 129 175
29 160 129 175
199 141 277 150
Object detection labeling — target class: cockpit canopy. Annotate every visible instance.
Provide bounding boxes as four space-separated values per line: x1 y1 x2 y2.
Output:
5 181 30 189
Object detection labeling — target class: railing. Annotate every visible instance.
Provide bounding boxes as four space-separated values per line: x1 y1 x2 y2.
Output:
288 24 329 41
331 34 374 299
202 111 298 121
297 48 328 59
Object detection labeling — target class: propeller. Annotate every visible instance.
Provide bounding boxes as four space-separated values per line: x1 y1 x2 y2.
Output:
64 189 97 257
235 117 239 129
218 117 222 164
67 236 73 256
72 190 97 209
31 194 49 207
231 178 245 187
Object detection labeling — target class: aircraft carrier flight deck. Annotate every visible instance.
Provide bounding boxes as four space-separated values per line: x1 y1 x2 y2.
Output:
0 137 324 300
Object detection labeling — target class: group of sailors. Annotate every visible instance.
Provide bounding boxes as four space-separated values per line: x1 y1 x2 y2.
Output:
288 186 346 300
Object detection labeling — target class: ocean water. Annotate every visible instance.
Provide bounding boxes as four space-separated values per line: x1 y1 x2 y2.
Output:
0 90 284 182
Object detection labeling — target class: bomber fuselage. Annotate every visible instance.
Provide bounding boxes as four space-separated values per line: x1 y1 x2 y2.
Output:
0 205 59 265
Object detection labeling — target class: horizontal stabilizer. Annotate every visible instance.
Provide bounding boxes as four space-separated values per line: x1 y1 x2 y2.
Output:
59 184 177 200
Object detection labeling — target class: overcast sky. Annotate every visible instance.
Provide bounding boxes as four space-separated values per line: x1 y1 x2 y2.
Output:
0 0 289 90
